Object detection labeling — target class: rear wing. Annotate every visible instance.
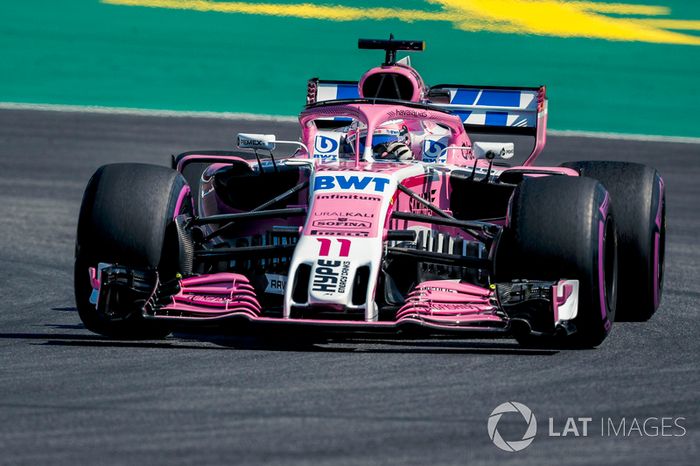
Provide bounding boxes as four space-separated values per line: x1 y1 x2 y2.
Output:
429 84 547 163
305 80 548 164
305 79 359 126
306 79 360 106
428 85 546 134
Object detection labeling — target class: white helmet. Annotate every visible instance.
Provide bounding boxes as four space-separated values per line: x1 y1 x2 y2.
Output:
346 120 414 160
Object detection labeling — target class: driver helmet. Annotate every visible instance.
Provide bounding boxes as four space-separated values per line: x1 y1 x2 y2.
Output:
346 120 414 160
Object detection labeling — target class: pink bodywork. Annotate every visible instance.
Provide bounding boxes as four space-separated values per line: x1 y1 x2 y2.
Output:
358 64 428 102
158 273 261 319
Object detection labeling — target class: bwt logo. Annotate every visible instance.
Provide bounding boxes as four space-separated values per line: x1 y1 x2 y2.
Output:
487 402 537 452
422 139 447 162
314 135 339 154
313 175 391 192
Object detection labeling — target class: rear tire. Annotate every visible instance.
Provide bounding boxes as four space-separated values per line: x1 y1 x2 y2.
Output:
561 161 665 321
497 176 618 348
74 163 190 338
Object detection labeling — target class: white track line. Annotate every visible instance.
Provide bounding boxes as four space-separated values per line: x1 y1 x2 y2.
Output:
0 102 298 122
1 101 698 144
547 129 700 144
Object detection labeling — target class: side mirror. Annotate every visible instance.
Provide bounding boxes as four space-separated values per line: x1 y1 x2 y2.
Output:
472 142 515 160
237 133 276 151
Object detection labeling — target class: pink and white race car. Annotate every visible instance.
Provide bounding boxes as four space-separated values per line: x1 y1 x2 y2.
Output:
75 37 665 347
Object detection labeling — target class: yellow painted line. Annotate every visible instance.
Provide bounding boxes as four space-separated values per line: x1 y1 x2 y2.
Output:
102 0 700 46
567 2 669 16
101 0 455 21
631 19 700 31
435 0 700 45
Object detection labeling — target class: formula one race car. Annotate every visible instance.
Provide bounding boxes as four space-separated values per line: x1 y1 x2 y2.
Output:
75 37 666 347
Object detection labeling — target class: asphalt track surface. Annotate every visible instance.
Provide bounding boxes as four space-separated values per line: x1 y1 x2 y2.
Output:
0 109 697 465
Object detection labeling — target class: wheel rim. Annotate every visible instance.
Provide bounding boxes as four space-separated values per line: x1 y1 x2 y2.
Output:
654 198 666 308
603 216 618 318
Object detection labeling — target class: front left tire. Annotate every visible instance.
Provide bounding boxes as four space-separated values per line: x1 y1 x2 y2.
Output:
497 176 618 347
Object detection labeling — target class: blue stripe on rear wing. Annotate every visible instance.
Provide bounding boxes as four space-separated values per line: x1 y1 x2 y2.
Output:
313 80 359 102
306 79 360 122
429 85 546 135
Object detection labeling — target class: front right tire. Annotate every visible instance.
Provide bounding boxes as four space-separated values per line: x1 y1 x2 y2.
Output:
74 163 190 338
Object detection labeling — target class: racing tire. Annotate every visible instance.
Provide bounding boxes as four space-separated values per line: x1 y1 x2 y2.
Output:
74 163 191 338
497 176 618 348
560 161 665 321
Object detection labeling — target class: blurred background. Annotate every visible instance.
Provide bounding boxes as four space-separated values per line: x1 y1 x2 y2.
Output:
0 0 698 137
